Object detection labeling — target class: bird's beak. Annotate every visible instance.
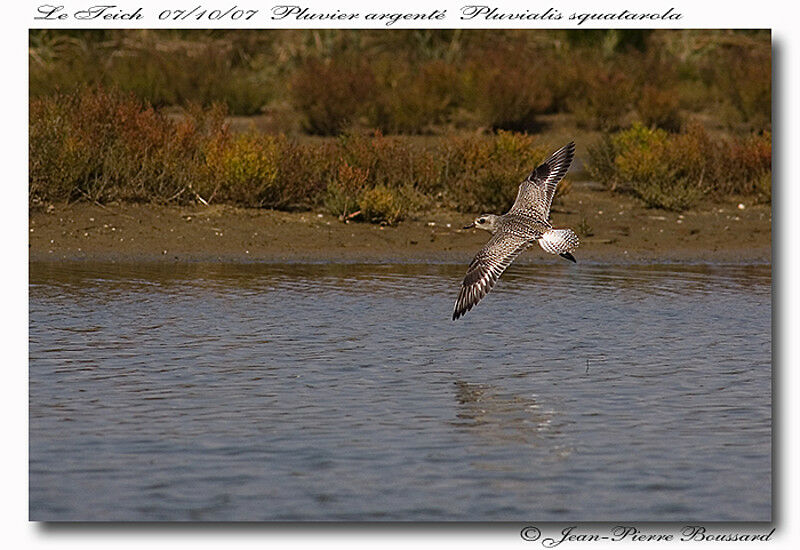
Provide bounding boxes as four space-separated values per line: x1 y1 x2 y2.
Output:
463 222 475 229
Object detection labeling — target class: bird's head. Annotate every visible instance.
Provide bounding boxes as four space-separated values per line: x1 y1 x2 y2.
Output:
464 214 499 233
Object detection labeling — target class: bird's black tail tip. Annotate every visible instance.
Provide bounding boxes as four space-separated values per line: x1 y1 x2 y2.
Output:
560 252 577 263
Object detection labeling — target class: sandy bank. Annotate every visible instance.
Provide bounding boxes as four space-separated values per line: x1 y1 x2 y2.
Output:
29 187 771 265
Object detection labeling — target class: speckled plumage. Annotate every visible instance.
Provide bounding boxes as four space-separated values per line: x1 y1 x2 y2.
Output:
453 142 579 320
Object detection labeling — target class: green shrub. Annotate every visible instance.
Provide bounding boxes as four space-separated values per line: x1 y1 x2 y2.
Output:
587 123 771 210
442 131 549 212
629 177 707 212
359 185 406 225
586 135 619 190
203 132 281 206
610 124 708 210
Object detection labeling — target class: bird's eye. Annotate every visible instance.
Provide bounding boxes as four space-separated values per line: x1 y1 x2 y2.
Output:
478 218 486 223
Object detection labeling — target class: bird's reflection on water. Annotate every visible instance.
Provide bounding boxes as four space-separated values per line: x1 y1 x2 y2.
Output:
453 381 556 442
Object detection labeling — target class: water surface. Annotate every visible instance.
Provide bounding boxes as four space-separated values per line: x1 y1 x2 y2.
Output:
29 262 771 521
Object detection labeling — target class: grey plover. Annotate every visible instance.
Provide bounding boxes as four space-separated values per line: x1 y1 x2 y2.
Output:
453 141 579 320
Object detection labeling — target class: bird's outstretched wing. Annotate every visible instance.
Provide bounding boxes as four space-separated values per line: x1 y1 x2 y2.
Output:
509 141 575 221
453 233 532 320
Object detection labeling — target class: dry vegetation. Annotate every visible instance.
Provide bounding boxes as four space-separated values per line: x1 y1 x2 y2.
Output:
29 29 771 219
30 88 569 223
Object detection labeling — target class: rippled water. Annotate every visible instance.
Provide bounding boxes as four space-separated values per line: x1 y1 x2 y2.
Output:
29 262 771 521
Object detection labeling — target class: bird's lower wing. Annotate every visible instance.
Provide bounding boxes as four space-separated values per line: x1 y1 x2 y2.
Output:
453 233 532 320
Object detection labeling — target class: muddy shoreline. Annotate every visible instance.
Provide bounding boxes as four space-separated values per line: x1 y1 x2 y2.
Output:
29 187 771 265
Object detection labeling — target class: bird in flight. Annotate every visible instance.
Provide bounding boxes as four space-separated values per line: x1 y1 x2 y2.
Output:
453 142 579 320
